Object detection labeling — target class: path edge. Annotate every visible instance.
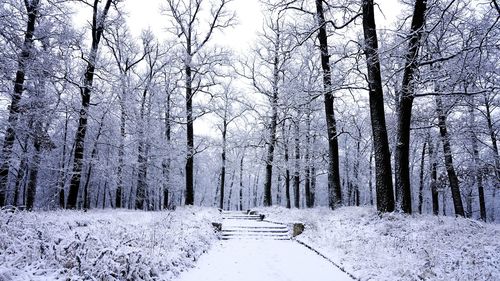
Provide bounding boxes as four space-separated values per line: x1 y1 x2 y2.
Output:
294 239 359 281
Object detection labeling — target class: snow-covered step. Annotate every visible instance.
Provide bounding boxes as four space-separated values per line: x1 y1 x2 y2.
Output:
219 212 291 240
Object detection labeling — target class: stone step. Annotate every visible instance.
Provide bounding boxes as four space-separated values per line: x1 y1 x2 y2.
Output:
221 233 290 240
222 228 288 233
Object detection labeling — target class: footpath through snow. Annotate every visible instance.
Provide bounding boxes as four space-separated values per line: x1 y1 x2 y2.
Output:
176 211 353 281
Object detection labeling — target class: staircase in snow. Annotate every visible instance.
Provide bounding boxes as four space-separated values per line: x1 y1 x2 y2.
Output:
221 211 291 240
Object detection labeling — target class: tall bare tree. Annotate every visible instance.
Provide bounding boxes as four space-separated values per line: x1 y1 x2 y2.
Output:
0 0 40 207
394 0 428 214
361 0 395 212
66 0 116 209
165 0 236 205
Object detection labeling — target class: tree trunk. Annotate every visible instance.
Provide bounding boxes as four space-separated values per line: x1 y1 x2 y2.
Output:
263 25 281 207
418 140 427 214
484 94 500 188
136 86 150 210
293 120 300 208
239 154 244 211
116 92 126 208
26 140 41 211
14 140 29 207
162 93 172 210
361 0 395 212
185 54 195 205
67 0 113 209
315 0 342 208
428 137 439 215
394 0 427 214
219 120 227 210
469 96 487 221
283 122 291 208
436 95 464 217
0 1 39 207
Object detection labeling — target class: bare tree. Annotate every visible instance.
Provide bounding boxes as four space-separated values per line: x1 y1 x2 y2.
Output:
361 0 395 212
0 0 40 207
164 0 236 205
394 0 428 214
66 0 117 209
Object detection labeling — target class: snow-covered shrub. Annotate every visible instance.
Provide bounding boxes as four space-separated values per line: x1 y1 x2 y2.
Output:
257 206 500 281
0 206 220 280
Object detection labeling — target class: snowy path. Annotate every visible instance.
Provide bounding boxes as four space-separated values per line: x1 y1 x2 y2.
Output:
175 240 353 281
175 212 353 281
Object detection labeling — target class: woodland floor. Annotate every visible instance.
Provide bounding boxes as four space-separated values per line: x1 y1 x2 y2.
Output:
0 206 499 281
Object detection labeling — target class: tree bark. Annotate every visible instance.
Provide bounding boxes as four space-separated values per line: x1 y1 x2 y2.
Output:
162 92 172 210
468 96 486 221
315 0 342 208
361 0 395 212
26 139 41 211
67 0 113 209
283 121 291 208
394 0 428 214
418 140 427 214
185 51 195 205
0 1 39 207
428 137 439 215
293 119 300 208
436 95 464 217
219 119 228 210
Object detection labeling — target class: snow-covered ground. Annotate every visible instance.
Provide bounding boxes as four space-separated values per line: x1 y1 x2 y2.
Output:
175 240 353 281
0 207 220 281
257 206 500 281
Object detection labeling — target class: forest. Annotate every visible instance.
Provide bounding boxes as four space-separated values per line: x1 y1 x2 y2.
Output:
0 0 498 222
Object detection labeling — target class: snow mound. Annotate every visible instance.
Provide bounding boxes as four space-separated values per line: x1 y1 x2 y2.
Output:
257 206 500 281
0 206 220 281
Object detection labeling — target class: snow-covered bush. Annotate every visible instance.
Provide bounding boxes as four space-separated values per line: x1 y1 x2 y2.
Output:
0 206 219 280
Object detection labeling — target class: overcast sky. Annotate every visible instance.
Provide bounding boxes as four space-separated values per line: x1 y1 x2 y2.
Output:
76 0 401 51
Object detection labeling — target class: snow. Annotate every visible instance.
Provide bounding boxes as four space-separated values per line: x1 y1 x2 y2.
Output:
175 238 353 281
0 207 220 281
1 206 498 281
257 206 500 281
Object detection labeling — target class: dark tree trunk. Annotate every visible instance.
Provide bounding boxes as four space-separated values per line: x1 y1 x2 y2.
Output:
284 122 291 208
469 97 487 221
361 0 395 212
239 154 244 211
0 1 39 207
484 94 500 188
311 164 316 206
304 113 313 208
185 57 195 205
428 137 439 215
162 93 172 210
293 120 300 208
57 111 70 208
83 115 105 210
394 0 427 214
26 140 41 211
418 140 427 214
436 95 464 217
14 140 29 207
227 170 236 210
136 87 149 210
315 0 342 208
116 94 126 208
369 148 374 206
219 120 228 210
263 25 281 207
67 0 113 209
